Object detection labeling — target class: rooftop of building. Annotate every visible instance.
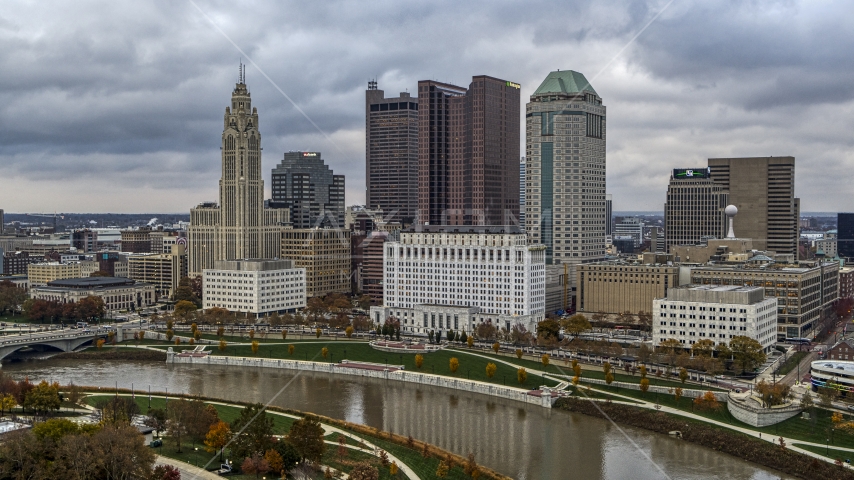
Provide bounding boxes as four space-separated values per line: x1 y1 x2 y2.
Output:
673 285 763 293
209 258 297 272
46 277 137 288
812 360 854 374
533 70 596 96
692 262 837 273
403 225 523 235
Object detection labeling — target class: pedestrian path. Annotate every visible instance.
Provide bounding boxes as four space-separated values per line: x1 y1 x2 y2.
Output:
154 455 221 480
572 383 854 468
91 393 420 480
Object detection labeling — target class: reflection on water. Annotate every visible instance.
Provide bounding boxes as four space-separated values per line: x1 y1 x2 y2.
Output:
3 359 787 480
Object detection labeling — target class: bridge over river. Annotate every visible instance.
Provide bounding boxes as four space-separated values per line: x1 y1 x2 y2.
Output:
0 328 112 361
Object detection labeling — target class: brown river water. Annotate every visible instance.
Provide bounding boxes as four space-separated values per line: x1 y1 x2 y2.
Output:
2 358 787 480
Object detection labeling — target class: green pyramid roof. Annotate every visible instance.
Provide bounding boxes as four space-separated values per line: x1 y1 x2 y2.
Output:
533 70 596 96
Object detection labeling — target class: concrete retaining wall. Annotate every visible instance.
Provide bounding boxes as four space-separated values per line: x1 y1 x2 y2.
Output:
142 331 216 345
166 351 555 408
726 394 801 427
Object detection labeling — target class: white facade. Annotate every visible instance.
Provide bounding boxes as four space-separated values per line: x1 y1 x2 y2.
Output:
203 259 306 316
372 226 546 336
653 285 778 352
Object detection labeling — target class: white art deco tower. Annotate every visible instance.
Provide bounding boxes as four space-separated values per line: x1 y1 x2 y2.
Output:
188 67 290 275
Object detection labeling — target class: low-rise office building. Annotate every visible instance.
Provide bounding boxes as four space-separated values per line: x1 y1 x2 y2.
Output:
653 285 777 352
576 254 683 316
203 259 306 317
2 251 43 275
28 262 83 286
30 277 155 314
280 229 351 298
690 261 839 340
371 226 546 335
120 227 153 253
126 245 189 299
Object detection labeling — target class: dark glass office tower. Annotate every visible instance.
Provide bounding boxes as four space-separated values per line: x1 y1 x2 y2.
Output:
271 151 345 229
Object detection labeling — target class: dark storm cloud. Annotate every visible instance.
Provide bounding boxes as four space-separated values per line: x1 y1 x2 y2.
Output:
0 0 852 213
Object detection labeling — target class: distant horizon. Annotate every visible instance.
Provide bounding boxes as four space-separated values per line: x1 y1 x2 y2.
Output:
3 210 843 217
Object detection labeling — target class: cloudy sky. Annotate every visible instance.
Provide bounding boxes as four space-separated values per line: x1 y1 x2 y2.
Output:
1 0 851 214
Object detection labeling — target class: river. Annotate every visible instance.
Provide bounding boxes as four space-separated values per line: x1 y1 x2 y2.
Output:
3 358 786 480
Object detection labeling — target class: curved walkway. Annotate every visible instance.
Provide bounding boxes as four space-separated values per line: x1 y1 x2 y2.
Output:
154 455 220 480
572 383 854 469
93 393 419 480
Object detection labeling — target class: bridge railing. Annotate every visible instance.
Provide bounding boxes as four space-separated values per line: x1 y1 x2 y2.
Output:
0 330 113 346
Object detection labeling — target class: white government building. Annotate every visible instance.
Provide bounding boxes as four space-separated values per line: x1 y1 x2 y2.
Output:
202 259 306 317
370 226 546 336
653 285 778 352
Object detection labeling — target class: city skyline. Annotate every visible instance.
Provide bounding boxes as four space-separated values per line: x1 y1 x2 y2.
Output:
2 1 854 215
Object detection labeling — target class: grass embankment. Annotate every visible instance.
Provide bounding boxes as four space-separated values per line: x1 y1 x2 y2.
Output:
554 397 854 480
777 351 810 376
82 393 504 479
793 443 854 463
450 347 723 391
193 331 360 343
154 341 556 390
0 314 32 324
56 346 167 361
577 379 854 450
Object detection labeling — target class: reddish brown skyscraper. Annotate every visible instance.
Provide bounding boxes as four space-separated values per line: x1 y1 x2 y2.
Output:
417 76 520 226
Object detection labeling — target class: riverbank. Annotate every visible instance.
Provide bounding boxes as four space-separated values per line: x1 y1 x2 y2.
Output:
54 347 166 361
80 388 511 480
1 356 786 478
554 397 854 480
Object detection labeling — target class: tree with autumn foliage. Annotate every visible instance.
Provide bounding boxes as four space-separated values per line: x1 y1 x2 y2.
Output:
286 415 326 464
205 420 232 462
485 362 497 379
449 357 459 374
241 453 270 478
603 362 614 385
414 354 424 369
693 391 721 411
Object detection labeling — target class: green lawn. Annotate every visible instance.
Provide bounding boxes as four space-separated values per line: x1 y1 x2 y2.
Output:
364 435 474 480
164 331 367 344
776 351 809 376
568 386 642 404
580 381 854 451
792 443 854 462
154 342 556 390
582 382 736 424
750 408 854 450
449 347 721 390
0 314 31 324
83 394 487 479
83 395 295 433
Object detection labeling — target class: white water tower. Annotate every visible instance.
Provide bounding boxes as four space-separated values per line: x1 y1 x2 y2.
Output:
725 205 738 239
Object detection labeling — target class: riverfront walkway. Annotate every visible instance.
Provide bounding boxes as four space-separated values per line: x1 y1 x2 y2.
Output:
572 383 854 469
91 393 420 480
